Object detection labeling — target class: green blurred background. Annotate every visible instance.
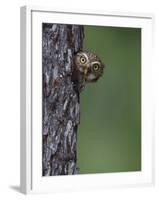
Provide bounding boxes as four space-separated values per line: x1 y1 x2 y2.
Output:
77 26 141 174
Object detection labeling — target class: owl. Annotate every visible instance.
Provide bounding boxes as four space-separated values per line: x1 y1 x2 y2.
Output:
73 51 105 91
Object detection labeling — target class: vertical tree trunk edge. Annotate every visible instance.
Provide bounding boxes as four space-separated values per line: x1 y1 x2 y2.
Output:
42 23 84 176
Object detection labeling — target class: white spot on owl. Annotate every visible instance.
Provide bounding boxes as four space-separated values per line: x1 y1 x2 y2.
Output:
87 73 96 81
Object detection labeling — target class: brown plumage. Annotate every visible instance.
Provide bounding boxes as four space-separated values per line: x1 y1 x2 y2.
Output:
73 51 105 91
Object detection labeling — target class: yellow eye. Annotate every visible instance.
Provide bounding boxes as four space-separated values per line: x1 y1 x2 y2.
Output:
93 63 100 71
80 56 86 64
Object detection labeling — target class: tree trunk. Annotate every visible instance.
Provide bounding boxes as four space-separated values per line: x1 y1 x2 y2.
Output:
42 23 84 176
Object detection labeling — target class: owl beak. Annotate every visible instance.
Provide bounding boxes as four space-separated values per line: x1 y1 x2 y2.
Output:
83 65 90 82
84 68 87 75
83 64 89 75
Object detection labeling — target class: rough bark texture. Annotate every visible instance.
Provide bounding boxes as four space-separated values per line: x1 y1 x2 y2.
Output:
42 23 84 176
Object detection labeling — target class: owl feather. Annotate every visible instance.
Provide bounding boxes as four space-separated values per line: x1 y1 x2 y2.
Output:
72 51 105 91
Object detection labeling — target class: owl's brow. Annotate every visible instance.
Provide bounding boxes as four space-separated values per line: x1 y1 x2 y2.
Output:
79 52 89 62
91 61 101 66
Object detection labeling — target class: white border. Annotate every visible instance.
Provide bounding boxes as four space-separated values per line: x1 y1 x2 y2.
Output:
20 6 154 194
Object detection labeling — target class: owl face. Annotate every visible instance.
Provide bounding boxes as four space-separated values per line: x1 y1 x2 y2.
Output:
74 51 104 83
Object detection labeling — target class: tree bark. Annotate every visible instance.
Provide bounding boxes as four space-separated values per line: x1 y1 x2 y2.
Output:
42 23 84 176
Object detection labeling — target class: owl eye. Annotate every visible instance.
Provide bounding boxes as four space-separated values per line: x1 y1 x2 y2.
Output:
93 63 100 71
80 56 86 64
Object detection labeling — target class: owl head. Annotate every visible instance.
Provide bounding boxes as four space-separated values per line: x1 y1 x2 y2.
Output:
74 51 105 83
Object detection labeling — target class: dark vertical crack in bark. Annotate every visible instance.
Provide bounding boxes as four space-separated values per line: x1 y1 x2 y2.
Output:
42 24 84 176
